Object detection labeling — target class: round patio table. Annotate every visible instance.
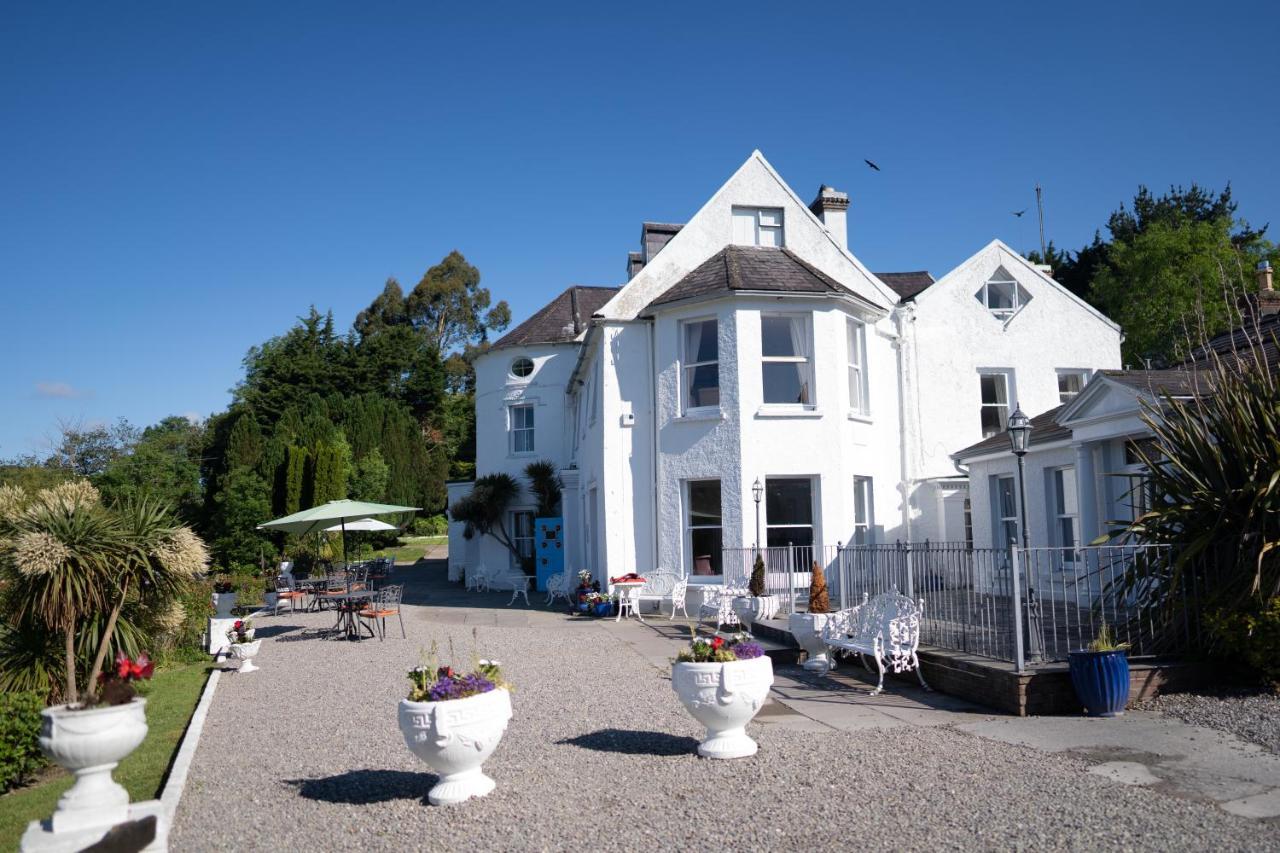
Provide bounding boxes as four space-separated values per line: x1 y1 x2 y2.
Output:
612 580 646 623
324 590 376 640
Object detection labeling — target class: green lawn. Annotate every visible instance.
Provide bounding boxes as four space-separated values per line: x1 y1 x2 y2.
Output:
0 661 213 849
370 534 446 564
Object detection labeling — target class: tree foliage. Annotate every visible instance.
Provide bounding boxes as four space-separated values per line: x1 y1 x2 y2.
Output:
1030 183 1276 366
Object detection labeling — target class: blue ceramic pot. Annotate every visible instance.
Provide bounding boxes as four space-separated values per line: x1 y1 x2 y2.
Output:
1068 649 1130 717
594 602 612 617
577 602 590 613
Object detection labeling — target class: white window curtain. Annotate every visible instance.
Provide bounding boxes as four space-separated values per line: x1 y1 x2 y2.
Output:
788 316 813 405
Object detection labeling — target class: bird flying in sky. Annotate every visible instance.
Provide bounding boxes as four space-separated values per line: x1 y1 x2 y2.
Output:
1012 209 1026 217
863 159 880 171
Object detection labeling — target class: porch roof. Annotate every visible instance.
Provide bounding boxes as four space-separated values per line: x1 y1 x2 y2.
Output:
952 405 1071 461
491 285 620 350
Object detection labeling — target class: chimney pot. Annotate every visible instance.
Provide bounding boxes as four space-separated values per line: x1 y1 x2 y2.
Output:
809 185 850 251
1258 260 1274 292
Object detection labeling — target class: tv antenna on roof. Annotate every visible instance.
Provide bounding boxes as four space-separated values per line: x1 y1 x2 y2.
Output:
1035 184 1047 260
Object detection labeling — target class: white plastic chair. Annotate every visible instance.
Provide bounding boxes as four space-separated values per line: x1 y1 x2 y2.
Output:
495 570 532 606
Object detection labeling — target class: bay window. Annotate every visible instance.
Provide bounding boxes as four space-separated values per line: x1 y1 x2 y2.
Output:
766 477 814 548
686 480 723 576
761 314 814 406
682 318 720 412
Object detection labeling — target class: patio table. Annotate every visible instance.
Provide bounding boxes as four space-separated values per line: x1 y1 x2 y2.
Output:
324 590 376 640
612 580 646 623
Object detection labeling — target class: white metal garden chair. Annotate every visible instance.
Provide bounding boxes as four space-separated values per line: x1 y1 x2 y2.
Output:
544 569 573 607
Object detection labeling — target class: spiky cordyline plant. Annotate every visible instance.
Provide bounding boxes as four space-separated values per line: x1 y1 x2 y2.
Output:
1118 334 1279 640
449 473 530 569
0 483 208 704
523 459 562 518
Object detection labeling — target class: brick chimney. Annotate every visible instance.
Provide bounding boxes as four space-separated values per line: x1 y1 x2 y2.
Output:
1258 261 1280 316
809 185 850 251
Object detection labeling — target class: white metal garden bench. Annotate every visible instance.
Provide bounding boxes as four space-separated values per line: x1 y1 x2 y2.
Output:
820 592 931 695
635 571 690 619
697 585 747 630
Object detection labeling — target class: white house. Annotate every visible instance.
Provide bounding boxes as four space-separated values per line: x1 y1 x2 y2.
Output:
955 273 1280 553
452 151 1123 588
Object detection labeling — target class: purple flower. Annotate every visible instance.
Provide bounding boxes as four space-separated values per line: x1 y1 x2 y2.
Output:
426 672 496 702
730 641 765 660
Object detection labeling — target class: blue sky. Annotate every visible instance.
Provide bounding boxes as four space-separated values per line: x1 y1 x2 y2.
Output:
2 2 1276 456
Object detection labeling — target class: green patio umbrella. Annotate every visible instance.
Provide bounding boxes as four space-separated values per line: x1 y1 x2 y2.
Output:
257 499 420 565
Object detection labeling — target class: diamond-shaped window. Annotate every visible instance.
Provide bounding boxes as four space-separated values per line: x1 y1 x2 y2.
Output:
975 267 1031 320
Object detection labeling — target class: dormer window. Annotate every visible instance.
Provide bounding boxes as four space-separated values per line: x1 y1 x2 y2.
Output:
732 207 784 247
976 267 1031 319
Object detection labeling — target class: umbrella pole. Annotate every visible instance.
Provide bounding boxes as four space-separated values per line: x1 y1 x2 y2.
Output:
342 519 348 569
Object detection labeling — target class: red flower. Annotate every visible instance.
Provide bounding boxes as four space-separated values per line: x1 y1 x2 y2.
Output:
115 651 131 679
710 637 724 650
234 620 244 630
437 666 455 680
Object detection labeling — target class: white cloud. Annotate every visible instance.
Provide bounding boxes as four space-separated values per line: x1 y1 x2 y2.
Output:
34 382 89 399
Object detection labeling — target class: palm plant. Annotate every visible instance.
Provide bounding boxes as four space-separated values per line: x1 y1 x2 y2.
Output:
1118 336 1279 648
0 482 208 704
449 474 528 569
524 460 562 518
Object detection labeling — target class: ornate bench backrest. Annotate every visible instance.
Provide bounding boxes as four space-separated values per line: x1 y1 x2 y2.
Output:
860 593 923 650
640 571 678 597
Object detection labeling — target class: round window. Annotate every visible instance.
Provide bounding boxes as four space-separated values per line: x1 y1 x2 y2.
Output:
510 357 534 378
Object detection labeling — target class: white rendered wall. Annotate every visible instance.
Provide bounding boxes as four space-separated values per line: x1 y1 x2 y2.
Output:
470 342 579 576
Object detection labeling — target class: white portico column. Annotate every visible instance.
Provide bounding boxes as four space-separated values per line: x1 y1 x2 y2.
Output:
1073 442 1099 545
560 469 582 574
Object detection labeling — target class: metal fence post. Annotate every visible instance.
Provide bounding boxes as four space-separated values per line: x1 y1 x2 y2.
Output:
787 545 796 615
837 541 847 610
1010 545 1026 673
904 540 915 598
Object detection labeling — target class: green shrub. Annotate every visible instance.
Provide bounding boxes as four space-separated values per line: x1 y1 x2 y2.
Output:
748 553 766 597
412 514 448 537
0 691 46 792
1205 597 1280 688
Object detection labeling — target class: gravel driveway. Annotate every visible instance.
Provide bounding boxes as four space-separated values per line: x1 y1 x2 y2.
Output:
170 566 1278 852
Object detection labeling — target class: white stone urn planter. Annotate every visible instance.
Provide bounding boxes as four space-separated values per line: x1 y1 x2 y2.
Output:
212 591 238 618
731 594 779 630
229 639 260 673
38 699 148 833
789 612 834 672
399 687 513 806
671 656 774 759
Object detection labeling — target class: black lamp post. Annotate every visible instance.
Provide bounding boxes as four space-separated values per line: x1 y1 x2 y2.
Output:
752 478 763 554
1006 405 1032 551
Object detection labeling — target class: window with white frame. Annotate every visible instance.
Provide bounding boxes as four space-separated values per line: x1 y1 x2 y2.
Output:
1057 370 1088 403
1051 467 1080 557
1119 438 1158 522
993 475 1019 548
510 404 535 454
686 480 723 576
732 206 784 247
761 314 814 405
979 372 1012 438
682 318 719 412
975 267 1031 319
509 357 534 379
847 318 869 415
511 510 535 570
853 476 874 545
766 477 814 548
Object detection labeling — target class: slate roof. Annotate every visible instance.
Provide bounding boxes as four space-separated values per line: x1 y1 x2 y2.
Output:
1185 310 1280 371
490 286 620 350
1098 369 1210 397
875 271 935 301
643 245 869 312
953 405 1072 461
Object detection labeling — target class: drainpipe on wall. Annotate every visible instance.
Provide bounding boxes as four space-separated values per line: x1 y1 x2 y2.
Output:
893 304 916 543
650 318 660 573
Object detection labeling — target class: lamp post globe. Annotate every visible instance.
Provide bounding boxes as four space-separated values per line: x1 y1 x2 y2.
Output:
1005 405 1032 551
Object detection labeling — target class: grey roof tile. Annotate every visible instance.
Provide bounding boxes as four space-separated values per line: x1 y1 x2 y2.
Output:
875 271 935 301
644 245 865 312
490 286 620 350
